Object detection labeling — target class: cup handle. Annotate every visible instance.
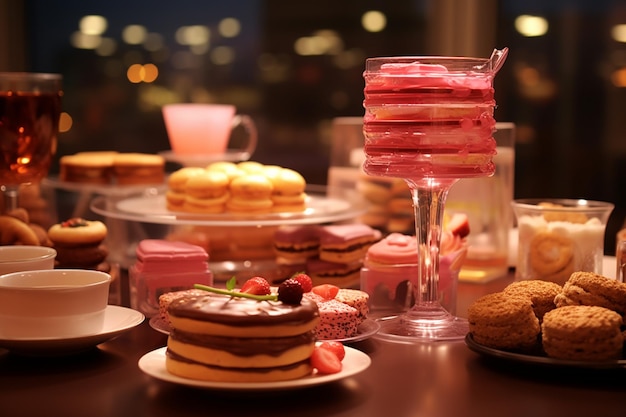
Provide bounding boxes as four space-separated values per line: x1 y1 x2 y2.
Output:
231 114 258 159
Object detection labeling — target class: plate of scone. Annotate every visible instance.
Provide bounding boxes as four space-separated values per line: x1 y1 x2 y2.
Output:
465 273 626 369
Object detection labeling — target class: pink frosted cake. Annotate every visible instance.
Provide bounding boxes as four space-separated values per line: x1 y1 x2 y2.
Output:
361 228 467 314
129 239 213 317
318 224 382 264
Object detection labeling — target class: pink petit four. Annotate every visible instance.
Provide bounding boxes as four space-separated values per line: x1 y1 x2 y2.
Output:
129 239 213 317
318 224 382 263
273 225 321 263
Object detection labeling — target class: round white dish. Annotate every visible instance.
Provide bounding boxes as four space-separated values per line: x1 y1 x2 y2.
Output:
90 185 366 226
0 305 144 355
138 346 371 391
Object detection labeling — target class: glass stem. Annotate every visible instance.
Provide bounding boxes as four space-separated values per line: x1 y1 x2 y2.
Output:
1 185 19 213
407 180 453 305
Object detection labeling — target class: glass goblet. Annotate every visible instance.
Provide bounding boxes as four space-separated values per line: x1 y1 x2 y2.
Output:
363 49 508 342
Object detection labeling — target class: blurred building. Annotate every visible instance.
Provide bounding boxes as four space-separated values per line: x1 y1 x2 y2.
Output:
1 0 625 252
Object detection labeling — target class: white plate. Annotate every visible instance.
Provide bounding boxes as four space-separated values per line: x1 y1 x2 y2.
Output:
0 305 144 355
138 346 371 391
149 316 380 343
90 185 367 226
159 150 251 167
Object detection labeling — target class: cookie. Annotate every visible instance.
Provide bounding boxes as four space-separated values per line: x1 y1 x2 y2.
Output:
48 218 108 245
542 305 623 361
48 218 109 268
227 174 274 214
503 280 562 321
468 292 540 350
59 152 116 184
267 168 307 213
528 231 575 285
181 170 230 213
554 271 626 317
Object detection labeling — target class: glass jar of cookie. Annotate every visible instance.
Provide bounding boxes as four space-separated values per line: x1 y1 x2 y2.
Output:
512 198 614 285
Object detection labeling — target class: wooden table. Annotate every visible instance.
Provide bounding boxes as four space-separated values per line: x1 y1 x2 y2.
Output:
1 272 625 417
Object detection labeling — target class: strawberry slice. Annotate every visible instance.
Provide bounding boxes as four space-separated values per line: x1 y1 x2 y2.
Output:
290 272 313 293
447 212 470 238
311 346 343 374
240 276 271 295
311 284 339 300
318 341 345 361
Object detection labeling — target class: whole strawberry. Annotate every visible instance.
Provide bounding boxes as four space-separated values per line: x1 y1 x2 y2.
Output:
240 276 271 296
290 272 313 293
277 278 304 304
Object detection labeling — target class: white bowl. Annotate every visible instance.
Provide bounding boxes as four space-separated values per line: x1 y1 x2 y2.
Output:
0 269 111 339
0 245 57 275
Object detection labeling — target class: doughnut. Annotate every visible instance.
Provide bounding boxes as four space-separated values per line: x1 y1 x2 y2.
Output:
5 207 29 224
47 218 108 245
0 215 39 245
528 232 575 284
29 223 53 247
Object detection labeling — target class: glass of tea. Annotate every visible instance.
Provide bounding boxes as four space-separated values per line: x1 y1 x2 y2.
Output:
0 73 62 212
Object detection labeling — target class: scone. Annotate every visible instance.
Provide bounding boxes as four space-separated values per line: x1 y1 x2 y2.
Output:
468 292 541 351
503 280 562 321
554 271 626 318
542 305 624 361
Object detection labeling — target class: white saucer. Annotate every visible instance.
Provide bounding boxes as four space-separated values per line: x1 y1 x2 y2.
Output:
159 150 250 167
138 346 371 391
0 305 144 355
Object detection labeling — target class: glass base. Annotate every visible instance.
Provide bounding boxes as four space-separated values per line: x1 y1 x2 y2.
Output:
374 302 468 343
